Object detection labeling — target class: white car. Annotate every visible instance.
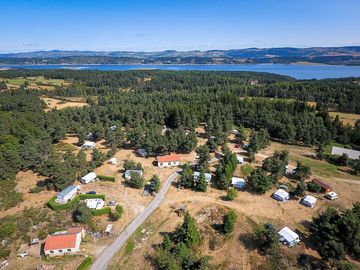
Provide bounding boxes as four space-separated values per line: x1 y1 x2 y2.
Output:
17 251 28 258
326 192 338 200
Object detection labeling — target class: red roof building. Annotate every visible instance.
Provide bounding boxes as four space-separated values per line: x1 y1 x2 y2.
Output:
156 154 181 168
44 227 84 257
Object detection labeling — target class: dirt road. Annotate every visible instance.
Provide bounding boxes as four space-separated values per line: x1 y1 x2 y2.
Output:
90 170 180 270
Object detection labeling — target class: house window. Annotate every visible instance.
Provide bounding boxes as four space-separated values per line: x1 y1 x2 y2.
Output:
59 249 63 253
67 249 71 252
50 251 54 254
159 162 163 166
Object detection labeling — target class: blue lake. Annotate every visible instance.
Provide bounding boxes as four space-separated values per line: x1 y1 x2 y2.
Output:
2 64 360 79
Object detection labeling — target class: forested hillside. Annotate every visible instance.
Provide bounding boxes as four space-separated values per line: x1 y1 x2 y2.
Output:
1 70 360 190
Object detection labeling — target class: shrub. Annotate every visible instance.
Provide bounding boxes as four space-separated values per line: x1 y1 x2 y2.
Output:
77 257 93 270
225 188 238 201
77 194 105 200
307 181 322 193
0 247 10 259
97 175 115 182
30 186 43 193
47 194 106 211
223 209 237 235
91 207 111 216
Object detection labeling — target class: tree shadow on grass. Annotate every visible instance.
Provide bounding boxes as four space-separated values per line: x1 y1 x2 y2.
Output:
238 232 257 252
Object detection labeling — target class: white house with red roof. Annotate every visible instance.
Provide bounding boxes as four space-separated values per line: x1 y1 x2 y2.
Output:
156 154 181 168
44 227 85 257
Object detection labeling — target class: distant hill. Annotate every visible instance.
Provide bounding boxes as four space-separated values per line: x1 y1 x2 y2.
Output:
1 46 360 65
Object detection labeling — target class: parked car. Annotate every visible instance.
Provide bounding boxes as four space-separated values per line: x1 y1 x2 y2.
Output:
86 191 96 195
107 200 117 206
17 251 28 258
326 191 338 200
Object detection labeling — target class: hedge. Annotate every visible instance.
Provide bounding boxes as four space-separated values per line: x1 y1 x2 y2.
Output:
97 175 116 182
91 207 111 216
47 194 106 211
77 194 105 200
76 257 93 270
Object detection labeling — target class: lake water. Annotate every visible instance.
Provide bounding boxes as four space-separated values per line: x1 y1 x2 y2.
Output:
2 64 360 79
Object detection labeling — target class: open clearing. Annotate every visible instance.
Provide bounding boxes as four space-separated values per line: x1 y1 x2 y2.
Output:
0 76 70 90
41 96 88 111
329 111 360 126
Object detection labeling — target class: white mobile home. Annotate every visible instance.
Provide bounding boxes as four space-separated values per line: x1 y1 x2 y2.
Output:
231 177 246 189
301 195 317 208
80 172 97 184
272 189 290 202
193 171 212 183
55 185 79 204
278 227 300 247
82 141 96 149
124 169 143 180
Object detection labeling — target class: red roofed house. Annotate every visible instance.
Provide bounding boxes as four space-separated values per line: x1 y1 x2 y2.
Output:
44 227 85 257
156 154 181 168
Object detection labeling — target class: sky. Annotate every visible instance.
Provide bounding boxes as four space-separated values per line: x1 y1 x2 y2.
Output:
1 0 360 52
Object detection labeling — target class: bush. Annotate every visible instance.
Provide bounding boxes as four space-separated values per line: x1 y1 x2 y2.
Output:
77 257 93 270
225 188 238 201
0 247 10 259
30 186 43 193
307 182 322 193
91 207 111 216
97 175 115 182
126 173 145 189
223 209 237 235
47 196 72 211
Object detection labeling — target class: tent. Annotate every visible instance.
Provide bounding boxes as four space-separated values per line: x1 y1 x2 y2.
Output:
231 177 246 189
278 227 300 247
272 189 290 202
301 195 317 208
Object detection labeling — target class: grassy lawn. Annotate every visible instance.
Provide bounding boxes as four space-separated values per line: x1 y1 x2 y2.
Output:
124 240 135 256
290 156 339 178
323 141 352 155
54 142 78 152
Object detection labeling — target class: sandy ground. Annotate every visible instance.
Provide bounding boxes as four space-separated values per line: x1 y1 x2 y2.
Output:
41 97 88 112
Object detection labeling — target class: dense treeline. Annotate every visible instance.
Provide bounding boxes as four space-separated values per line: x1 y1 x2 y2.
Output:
2 69 360 113
1 70 360 190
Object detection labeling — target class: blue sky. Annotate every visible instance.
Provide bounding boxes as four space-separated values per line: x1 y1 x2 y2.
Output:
1 0 360 52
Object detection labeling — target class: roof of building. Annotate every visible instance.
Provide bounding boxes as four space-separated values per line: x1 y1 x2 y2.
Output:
156 154 181 163
331 146 360 160
278 227 299 242
303 195 317 205
273 189 289 199
44 234 78 251
313 178 332 190
56 185 77 198
81 172 97 181
193 171 212 181
83 141 96 146
66 227 84 235
231 177 246 185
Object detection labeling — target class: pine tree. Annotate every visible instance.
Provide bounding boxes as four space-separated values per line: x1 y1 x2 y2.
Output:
173 211 201 248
